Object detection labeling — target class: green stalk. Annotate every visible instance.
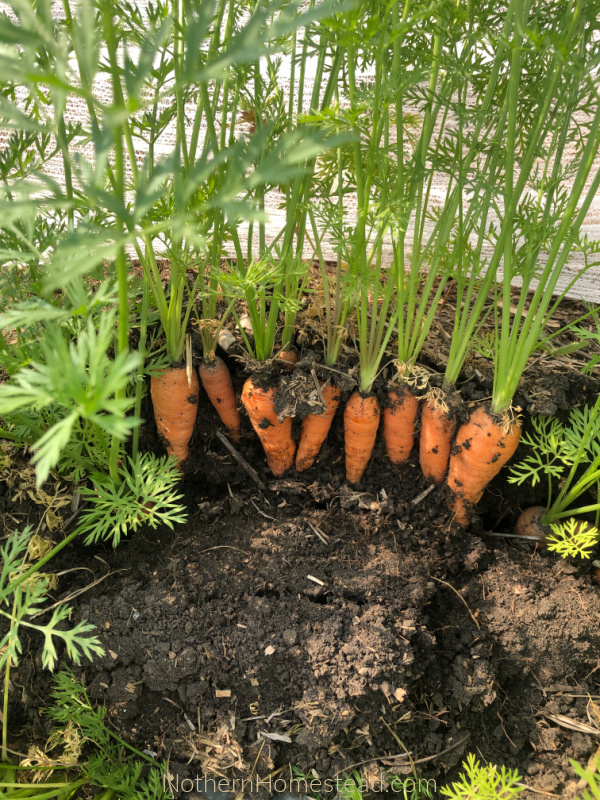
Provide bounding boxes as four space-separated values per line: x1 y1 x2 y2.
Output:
7 528 81 595
188 0 228 165
172 0 189 172
131 278 149 460
101 0 131 483
492 115 600 413
441 0 593 401
544 397 600 523
1 613 12 762
496 0 527 398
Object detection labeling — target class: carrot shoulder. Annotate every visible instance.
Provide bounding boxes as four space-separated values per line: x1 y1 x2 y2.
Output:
199 355 242 442
447 405 521 527
344 391 380 484
419 397 456 483
241 377 295 476
382 386 419 464
296 382 341 472
276 348 299 367
151 366 199 465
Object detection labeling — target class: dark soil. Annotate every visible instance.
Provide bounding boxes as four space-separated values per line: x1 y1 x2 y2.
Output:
4 288 600 798
5 346 600 800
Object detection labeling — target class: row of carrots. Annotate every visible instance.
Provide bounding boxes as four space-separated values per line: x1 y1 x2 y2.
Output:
150 350 519 528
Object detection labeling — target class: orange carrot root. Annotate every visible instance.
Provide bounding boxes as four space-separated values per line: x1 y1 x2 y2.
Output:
382 387 419 465
419 399 457 483
199 355 242 442
151 366 199 466
276 348 299 368
241 377 295 476
514 506 550 540
447 406 521 527
296 382 341 472
344 391 381 484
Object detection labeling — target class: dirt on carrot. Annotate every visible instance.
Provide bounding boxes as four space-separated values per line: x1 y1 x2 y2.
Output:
241 377 296 477
199 356 242 442
419 392 459 483
382 385 419 465
296 382 341 472
447 406 522 528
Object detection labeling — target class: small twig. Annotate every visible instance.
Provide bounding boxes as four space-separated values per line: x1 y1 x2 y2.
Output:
484 531 547 542
31 568 127 619
380 716 416 778
430 575 481 630
216 430 265 488
61 504 86 534
514 785 560 797
250 497 276 520
411 484 435 506
410 734 471 765
332 734 470 777
197 546 250 556
497 711 517 748
307 520 329 544
332 751 412 777
542 712 600 736
311 367 326 408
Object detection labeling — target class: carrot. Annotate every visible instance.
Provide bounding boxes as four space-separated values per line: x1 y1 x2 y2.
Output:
296 382 341 472
198 355 242 442
514 506 549 540
276 348 299 368
151 366 199 466
447 406 521 527
344 391 380 484
419 395 457 483
382 386 419 465
241 377 295 476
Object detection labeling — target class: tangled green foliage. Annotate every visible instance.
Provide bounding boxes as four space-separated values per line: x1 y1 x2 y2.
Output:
547 519 600 560
77 452 187 547
0 528 103 672
8 670 171 799
440 753 523 799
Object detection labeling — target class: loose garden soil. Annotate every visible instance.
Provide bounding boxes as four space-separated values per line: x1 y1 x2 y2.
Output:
4 293 600 800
